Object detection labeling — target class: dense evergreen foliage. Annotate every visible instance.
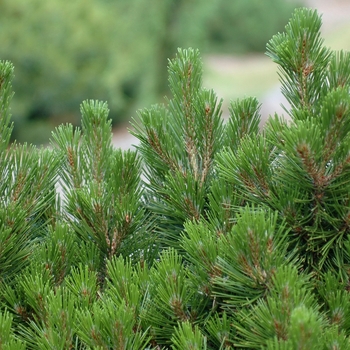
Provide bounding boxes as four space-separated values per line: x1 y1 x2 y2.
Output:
0 0 300 143
1 7 350 349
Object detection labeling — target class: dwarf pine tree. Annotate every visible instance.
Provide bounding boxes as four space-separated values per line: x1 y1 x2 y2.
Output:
1 7 350 349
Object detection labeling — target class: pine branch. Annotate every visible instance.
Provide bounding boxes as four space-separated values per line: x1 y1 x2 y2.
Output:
0 61 14 151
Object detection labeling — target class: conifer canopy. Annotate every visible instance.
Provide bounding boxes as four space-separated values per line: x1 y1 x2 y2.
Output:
1 8 350 349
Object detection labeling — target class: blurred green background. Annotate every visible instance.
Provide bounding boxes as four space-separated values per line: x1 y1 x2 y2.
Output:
0 0 302 144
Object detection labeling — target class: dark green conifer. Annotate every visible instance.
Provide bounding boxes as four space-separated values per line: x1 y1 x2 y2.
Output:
1 7 350 349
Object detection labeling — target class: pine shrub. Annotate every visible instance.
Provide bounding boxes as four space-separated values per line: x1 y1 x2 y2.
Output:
1 8 350 349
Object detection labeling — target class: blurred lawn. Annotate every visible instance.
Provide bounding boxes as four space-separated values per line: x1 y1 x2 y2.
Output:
203 54 278 116
323 23 350 51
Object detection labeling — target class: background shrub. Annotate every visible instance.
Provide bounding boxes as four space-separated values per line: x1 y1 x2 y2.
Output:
0 0 301 143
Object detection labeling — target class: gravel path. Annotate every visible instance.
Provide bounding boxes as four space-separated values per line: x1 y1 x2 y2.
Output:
305 0 350 33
